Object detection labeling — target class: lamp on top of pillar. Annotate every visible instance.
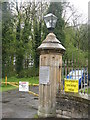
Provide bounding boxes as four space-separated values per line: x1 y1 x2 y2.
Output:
44 13 57 32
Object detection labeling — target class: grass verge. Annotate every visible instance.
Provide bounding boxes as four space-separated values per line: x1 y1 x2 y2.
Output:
1 76 39 92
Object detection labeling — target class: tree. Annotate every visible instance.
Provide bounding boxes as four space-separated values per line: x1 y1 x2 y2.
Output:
63 24 88 66
79 24 88 52
10 0 48 76
15 1 24 75
31 1 48 68
2 2 16 77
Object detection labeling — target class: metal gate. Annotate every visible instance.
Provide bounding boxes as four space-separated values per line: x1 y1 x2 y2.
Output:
59 59 89 95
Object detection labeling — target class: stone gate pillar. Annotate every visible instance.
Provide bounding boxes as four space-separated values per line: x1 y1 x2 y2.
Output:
37 33 65 118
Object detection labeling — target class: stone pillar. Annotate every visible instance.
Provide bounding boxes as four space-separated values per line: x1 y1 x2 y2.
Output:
37 33 65 118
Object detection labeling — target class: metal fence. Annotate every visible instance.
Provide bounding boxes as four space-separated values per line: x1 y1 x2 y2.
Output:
60 59 89 94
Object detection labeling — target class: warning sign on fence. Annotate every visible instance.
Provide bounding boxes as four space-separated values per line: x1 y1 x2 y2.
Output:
19 81 29 92
64 79 78 93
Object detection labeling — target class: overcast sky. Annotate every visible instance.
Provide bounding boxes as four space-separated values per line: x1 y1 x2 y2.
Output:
68 0 89 18
17 0 89 18
16 0 89 23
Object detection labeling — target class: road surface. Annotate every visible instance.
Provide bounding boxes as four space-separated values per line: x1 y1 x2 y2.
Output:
2 86 39 118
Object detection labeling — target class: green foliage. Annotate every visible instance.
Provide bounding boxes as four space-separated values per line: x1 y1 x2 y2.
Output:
2 2 16 77
1 84 17 92
18 67 39 78
2 2 12 22
32 20 41 68
63 26 88 66
34 114 39 118
2 76 39 83
15 11 24 75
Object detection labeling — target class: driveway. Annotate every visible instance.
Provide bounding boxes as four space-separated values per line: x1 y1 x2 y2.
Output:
2 86 39 118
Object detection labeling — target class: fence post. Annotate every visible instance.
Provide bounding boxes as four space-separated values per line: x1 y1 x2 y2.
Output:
81 62 82 93
74 59 76 80
86 60 88 94
78 58 79 92
84 67 85 94
65 60 67 78
71 59 73 79
62 60 64 92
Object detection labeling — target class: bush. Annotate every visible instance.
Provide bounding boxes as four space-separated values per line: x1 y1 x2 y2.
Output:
2 70 16 78
18 67 39 78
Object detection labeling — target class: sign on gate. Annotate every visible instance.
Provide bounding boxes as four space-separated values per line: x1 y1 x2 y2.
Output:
64 79 78 93
19 81 29 92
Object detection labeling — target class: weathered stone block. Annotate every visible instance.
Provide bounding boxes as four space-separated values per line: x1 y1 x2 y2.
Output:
62 110 71 117
57 111 70 118
56 110 62 115
67 111 72 117
71 112 82 118
83 113 88 118
61 115 70 118
62 111 67 116
57 114 62 118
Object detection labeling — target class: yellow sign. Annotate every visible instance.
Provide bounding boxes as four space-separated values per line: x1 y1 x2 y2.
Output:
64 79 78 93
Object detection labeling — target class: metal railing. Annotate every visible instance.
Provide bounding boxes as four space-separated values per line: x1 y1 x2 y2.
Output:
60 59 89 95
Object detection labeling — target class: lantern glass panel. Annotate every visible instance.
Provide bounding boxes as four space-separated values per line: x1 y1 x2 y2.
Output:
44 13 57 29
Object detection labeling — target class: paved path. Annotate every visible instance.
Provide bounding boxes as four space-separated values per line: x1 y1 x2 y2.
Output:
2 86 39 118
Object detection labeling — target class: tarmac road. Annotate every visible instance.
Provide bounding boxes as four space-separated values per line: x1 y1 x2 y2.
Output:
2 86 39 118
